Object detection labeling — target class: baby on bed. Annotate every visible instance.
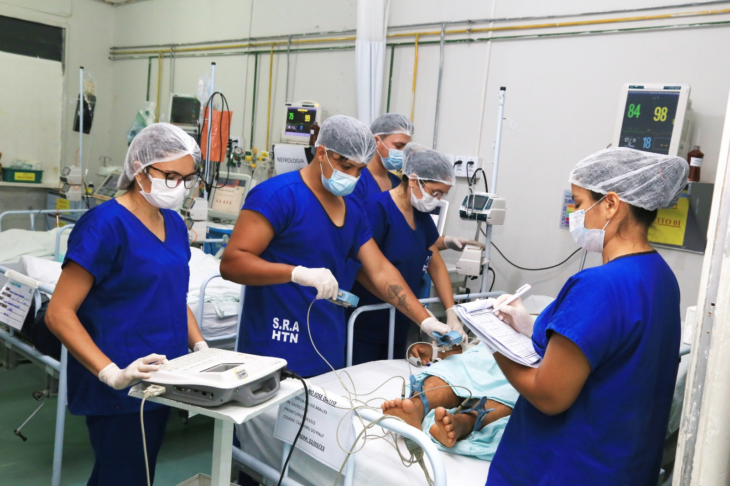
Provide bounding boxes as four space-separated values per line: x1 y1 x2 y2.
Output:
381 342 518 460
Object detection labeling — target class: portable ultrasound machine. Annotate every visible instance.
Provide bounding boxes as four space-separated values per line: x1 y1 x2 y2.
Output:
141 349 287 408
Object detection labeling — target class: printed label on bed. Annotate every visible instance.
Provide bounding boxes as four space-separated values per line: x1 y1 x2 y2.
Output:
274 384 354 471
0 279 35 331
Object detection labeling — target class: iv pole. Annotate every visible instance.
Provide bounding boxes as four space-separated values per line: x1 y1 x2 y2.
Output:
203 62 216 200
78 67 84 175
479 87 506 293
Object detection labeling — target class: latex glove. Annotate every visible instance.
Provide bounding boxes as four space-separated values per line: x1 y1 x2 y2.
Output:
443 236 486 251
193 341 209 353
492 294 534 336
420 316 451 339
445 307 468 343
291 266 339 300
98 354 167 390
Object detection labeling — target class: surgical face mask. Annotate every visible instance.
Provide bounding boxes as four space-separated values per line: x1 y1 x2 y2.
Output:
377 137 404 171
320 151 359 197
137 175 187 209
411 180 440 213
569 196 610 253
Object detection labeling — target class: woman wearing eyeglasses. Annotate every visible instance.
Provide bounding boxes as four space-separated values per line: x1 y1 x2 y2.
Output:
46 123 206 486
348 143 465 365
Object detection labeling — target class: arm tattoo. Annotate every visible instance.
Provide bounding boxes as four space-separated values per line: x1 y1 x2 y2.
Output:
386 283 412 315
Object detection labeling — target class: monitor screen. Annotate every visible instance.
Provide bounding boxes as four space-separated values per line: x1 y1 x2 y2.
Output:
171 96 201 126
463 194 489 210
284 107 317 138
618 90 680 155
211 178 247 215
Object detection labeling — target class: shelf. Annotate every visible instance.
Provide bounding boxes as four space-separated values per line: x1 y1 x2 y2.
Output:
0 181 59 189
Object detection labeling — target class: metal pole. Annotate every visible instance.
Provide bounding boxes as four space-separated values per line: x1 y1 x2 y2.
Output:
480 87 506 294
51 346 68 486
387 307 396 360
78 67 84 174
432 24 446 150
204 62 216 199
285 35 292 101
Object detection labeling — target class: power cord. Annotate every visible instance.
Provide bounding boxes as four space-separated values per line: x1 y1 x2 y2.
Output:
278 369 308 486
481 227 582 271
140 385 167 486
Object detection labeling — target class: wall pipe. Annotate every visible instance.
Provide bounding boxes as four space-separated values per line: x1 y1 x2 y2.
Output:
285 35 292 102
110 0 730 52
250 53 259 150
432 24 446 149
265 45 275 151
410 34 420 121
155 53 162 122
109 6 730 57
385 45 395 112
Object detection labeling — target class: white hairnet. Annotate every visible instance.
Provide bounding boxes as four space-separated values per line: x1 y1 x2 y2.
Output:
370 113 415 137
118 122 202 189
569 147 689 211
314 115 376 165
402 143 455 185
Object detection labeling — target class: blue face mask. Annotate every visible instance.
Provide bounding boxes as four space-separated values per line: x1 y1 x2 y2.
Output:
377 137 404 171
320 151 359 197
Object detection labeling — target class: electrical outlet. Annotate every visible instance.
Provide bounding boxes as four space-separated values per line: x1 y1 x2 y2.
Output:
453 155 479 178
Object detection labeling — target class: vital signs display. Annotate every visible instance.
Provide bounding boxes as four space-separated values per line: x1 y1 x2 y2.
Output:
612 84 692 158
281 101 321 144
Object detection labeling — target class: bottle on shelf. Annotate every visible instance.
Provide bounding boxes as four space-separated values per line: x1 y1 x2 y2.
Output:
687 145 704 183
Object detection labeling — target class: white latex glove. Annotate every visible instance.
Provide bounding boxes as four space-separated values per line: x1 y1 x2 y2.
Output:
420 316 451 339
98 354 168 390
445 307 468 343
492 294 534 336
291 266 339 300
443 236 486 251
193 341 209 353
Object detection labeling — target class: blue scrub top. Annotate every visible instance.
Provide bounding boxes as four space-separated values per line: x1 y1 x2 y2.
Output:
348 191 439 345
349 167 401 201
238 171 372 377
64 199 190 416
488 251 681 486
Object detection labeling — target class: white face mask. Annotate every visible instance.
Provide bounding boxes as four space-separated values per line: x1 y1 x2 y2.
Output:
569 195 610 253
410 180 440 213
137 176 187 209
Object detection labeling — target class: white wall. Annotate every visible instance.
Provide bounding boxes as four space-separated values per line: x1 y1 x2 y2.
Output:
104 0 730 316
0 0 115 199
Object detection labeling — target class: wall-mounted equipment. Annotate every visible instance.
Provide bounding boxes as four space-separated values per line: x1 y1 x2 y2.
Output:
208 172 252 223
459 193 506 225
281 101 321 145
169 94 201 136
612 84 693 158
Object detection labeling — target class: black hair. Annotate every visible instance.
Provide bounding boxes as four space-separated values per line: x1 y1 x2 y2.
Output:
588 190 657 236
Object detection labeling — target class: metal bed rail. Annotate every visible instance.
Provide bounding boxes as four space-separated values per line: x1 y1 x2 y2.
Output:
346 291 504 367
0 209 87 232
0 265 67 486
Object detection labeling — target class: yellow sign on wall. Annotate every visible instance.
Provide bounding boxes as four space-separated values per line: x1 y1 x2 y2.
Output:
649 196 689 246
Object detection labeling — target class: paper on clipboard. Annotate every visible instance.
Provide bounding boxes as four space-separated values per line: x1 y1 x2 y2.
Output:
455 300 542 367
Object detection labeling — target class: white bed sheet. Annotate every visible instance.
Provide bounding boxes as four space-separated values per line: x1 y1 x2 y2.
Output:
236 360 491 486
0 228 68 263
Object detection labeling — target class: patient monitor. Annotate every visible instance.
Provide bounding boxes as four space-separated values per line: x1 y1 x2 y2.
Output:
142 348 286 408
207 172 252 223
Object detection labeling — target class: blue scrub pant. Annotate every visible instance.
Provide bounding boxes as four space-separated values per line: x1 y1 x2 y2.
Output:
85 406 170 486
352 338 407 366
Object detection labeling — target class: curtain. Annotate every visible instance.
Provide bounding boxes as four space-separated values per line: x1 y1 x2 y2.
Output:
356 0 390 127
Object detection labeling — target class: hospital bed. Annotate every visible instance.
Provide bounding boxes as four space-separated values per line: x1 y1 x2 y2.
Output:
234 295 693 486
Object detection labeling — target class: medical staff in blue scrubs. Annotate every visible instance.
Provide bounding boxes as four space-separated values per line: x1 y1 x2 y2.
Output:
352 113 485 254
46 124 208 486
485 148 689 486
349 143 467 365
221 115 459 377
350 113 412 201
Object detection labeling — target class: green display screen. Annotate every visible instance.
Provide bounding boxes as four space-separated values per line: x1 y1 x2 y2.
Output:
618 90 680 155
